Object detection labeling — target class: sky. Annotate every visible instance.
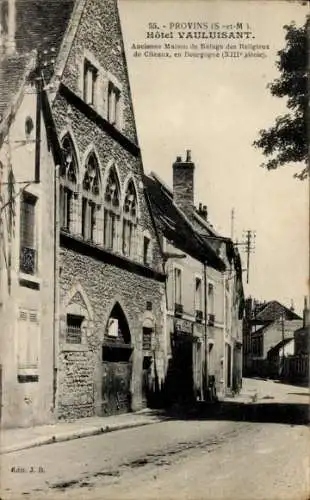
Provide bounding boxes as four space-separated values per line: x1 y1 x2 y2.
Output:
118 0 309 314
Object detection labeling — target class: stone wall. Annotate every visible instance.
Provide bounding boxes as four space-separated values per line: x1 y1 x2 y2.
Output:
57 247 165 418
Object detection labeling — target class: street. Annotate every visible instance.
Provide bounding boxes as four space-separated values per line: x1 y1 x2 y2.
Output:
1 379 309 500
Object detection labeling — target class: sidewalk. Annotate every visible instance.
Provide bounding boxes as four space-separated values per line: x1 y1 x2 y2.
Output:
0 378 281 456
0 409 165 455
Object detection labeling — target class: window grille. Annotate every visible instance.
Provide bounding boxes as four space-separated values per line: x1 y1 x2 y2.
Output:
19 193 37 275
66 314 83 344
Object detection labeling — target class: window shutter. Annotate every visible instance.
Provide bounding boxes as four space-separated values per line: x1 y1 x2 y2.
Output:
17 309 39 370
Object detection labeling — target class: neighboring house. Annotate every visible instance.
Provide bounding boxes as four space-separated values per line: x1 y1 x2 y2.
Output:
145 151 244 402
243 299 302 378
0 0 167 427
0 52 56 426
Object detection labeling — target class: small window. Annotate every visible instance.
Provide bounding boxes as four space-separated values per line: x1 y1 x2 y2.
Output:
143 236 150 265
142 327 153 350
208 283 215 315
195 277 202 311
83 59 98 106
107 81 121 126
107 318 119 338
19 192 37 275
66 314 83 344
174 268 182 305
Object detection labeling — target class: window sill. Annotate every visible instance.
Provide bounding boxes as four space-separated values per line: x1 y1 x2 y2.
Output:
62 343 89 352
17 367 39 383
19 273 41 290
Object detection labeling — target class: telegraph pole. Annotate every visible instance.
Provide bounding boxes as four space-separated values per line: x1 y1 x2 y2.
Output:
281 311 285 378
230 208 235 241
234 229 256 284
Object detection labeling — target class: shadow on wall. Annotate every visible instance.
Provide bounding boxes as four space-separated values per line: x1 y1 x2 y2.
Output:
146 355 196 410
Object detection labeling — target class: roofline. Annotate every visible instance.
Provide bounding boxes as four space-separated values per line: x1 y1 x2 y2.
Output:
193 210 221 237
255 300 302 320
48 0 87 102
0 51 37 148
146 173 226 270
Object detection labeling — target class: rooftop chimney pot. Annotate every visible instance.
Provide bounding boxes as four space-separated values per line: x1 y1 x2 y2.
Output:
186 150 191 162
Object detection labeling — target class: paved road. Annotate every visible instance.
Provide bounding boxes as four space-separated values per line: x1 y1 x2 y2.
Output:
1 380 309 500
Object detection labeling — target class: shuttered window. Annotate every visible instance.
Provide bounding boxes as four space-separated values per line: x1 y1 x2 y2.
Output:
17 309 39 381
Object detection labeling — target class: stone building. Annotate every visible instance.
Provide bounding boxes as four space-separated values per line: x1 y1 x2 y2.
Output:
145 151 244 402
0 0 166 426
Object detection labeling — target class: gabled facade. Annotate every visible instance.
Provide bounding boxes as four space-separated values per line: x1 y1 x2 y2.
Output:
0 0 166 426
0 52 56 427
47 0 166 418
145 151 244 402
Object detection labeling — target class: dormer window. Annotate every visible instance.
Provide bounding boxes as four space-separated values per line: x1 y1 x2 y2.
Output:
83 59 98 106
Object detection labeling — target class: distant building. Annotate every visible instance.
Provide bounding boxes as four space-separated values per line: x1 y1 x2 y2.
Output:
243 299 302 378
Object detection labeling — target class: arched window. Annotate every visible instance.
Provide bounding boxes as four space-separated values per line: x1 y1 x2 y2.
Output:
104 167 120 250
122 180 137 257
60 134 78 232
82 153 101 241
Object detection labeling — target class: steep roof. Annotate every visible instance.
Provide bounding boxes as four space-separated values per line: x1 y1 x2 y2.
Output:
0 53 37 146
254 301 302 323
0 1 76 136
0 54 32 119
15 0 75 56
144 173 226 271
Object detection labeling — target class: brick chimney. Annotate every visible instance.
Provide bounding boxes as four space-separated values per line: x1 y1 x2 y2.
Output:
173 150 195 212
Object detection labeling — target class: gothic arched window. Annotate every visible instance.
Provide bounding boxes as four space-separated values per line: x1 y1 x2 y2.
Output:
122 180 137 257
60 134 78 232
82 153 101 241
104 167 120 251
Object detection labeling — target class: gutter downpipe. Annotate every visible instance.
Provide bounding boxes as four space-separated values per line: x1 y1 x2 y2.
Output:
53 164 60 413
203 261 209 401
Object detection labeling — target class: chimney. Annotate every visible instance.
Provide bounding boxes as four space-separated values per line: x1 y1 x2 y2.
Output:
173 150 195 212
303 296 310 328
197 202 208 221
0 0 16 55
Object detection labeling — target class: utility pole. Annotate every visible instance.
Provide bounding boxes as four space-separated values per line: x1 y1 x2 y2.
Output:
234 229 256 284
281 311 285 378
244 230 255 284
230 208 235 241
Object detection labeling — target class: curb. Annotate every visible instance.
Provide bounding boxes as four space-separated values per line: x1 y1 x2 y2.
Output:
1 417 161 455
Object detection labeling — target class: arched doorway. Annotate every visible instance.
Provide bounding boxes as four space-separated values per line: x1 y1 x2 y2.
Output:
101 303 133 416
